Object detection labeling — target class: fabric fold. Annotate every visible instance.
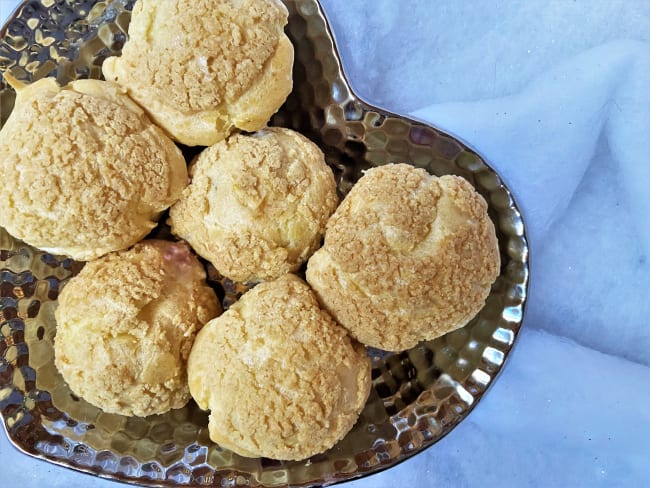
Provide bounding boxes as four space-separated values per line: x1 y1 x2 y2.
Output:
349 328 650 488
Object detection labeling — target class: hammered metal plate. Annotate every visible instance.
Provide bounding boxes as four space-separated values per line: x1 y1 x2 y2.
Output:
0 1 529 486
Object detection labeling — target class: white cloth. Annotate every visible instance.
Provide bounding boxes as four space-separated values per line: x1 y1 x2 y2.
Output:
1 1 648 487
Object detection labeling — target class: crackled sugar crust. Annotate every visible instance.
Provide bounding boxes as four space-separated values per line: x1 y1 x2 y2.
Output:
169 127 338 282
103 0 293 146
54 240 221 417
306 163 501 352
0 78 187 261
187 274 371 461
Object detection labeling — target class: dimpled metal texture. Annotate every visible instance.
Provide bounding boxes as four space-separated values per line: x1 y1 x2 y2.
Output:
0 1 529 487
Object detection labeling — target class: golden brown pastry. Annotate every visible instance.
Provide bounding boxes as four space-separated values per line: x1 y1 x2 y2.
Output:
187 274 371 460
306 163 501 351
102 0 294 146
54 240 220 417
169 127 338 282
0 76 187 261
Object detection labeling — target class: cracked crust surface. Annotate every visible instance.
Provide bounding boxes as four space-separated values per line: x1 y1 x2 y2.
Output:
102 0 293 146
306 163 501 351
169 127 338 282
0 78 187 261
54 240 221 417
187 274 371 460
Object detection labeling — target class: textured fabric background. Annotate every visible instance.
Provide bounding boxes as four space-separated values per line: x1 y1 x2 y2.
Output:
1 1 649 487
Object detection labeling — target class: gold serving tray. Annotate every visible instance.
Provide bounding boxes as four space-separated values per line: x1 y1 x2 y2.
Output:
0 1 529 486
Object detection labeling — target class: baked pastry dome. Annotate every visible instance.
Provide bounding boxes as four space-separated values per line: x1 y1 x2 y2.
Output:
0 76 187 261
187 274 371 460
102 0 294 146
54 240 220 417
169 127 338 282
306 163 501 351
